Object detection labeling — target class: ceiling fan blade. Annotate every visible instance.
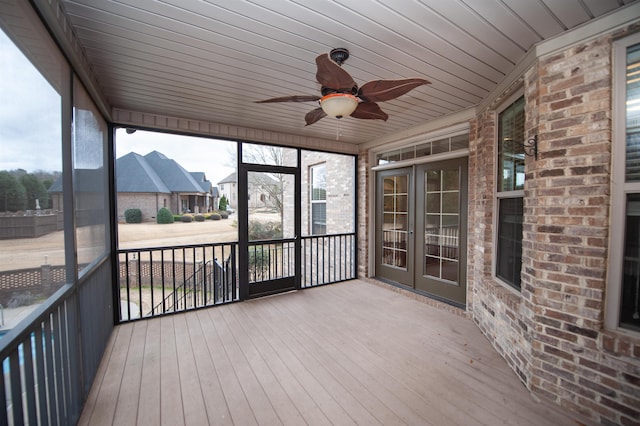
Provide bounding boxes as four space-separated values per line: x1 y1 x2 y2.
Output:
315 53 356 91
305 108 327 126
256 95 321 103
358 78 429 102
350 102 388 121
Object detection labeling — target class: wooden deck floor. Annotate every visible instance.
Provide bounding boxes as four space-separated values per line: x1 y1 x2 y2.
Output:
79 280 577 426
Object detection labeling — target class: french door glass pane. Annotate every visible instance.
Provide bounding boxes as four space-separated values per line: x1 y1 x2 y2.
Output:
423 168 459 282
382 174 408 269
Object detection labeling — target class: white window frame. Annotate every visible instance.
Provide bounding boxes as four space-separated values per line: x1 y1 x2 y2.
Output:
606 32 640 333
493 90 525 293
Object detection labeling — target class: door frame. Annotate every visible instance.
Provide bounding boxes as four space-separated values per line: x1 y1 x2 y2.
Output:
238 145 301 299
374 156 469 308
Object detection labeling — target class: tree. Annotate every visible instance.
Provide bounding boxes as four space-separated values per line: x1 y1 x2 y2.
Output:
20 173 49 210
0 171 26 212
219 194 229 211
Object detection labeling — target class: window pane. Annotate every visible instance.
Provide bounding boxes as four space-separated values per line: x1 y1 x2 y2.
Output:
311 164 326 201
376 134 469 165
496 197 523 290
0 24 67 327
498 96 526 192
309 163 327 235
311 203 326 235
621 194 640 331
74 79 108 273
626 43 640 181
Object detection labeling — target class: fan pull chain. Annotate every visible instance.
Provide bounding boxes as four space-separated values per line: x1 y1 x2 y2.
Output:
336 120 342 140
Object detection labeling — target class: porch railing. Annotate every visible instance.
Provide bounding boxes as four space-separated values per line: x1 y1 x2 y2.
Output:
302 233 356 287
117 233 356 322
118 242 237 322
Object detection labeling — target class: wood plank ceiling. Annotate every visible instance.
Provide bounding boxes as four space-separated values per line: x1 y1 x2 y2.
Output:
59 0 637 145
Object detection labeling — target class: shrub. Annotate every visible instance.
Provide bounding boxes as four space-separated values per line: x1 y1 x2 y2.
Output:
156 207 174 224
124 208 142 223
248 245 270 279
248 220 282 240
210 213 221 221
173 214 181 221
181 214 193 223
194 214 205 222
218 210 229 219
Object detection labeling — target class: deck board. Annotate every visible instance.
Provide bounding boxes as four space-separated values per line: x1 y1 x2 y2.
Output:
137 317 161 426
80 280 577 426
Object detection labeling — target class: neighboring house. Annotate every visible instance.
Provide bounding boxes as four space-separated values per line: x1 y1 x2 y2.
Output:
218 171 278 210
49 151 215 221
117 151 213 220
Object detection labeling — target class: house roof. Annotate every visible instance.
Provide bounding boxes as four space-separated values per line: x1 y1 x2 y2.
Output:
190 172 213 194
218 172 237 185
116 152 171 193
218 171 278 186
141 151 208 193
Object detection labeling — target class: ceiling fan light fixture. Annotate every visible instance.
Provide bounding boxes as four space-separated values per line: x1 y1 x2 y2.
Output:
320 93 358 118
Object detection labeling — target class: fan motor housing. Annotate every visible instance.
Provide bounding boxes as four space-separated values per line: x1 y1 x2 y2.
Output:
329 47 350 65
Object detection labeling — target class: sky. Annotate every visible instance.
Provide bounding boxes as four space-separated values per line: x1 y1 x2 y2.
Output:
0 30 62 173
1 29 235 186
115 129 236 185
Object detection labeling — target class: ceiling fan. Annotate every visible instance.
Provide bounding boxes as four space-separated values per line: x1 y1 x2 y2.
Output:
256 48 430 126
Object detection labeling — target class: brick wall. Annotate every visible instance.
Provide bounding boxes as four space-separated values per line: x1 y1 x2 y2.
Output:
528 34 639 424
117 193 165 222
298 151 355 236
468 33 640 424
467 105 535 386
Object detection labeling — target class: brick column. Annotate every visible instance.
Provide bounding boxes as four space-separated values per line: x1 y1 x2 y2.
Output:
357 150 370 278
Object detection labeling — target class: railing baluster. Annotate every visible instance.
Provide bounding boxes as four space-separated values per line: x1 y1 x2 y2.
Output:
9 347 23 425
161 250 166 315
52 309 65 425
22 324 36 424
35 324 48 426
137 253 143 319
125 253 131 321
149 250 154 317
0 356 7 426
44 315 58 424
338 235 344 279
